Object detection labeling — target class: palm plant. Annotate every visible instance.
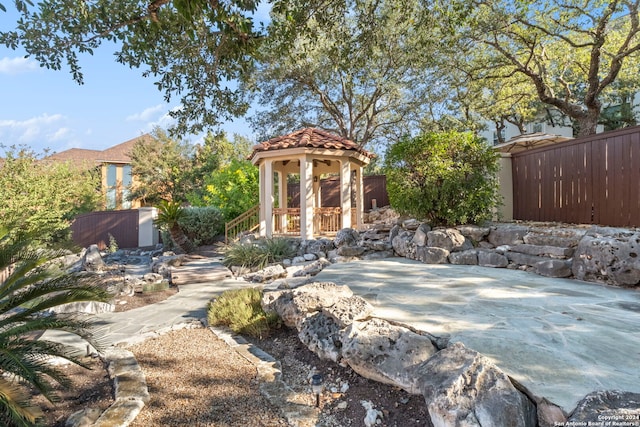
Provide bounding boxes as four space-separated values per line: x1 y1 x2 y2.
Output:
0 230 111 426
154 200 196 253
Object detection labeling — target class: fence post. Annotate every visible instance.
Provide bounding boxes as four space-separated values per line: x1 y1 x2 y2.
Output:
496 153 513 221
138 207 159 247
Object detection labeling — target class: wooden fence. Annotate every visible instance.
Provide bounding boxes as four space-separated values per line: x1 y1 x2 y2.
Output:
511 125 640 227
287 174 389 211
71 209 140 250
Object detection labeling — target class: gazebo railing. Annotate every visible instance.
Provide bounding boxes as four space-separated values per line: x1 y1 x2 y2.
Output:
225 204 260 244
273 208 301 236
272 207 346 236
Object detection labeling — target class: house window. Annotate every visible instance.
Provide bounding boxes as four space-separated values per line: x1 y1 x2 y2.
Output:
122 165 132 209
492 129 506 145
532 123 543 133
106 164 117 209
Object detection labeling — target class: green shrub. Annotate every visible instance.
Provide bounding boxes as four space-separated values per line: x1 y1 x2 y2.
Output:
222 238 296 269
202 159 259 221
178 206 225 246
208 288 280 338
384 131 501 226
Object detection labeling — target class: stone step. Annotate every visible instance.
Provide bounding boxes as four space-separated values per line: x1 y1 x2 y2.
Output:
508 243 574 258
523 229 587 248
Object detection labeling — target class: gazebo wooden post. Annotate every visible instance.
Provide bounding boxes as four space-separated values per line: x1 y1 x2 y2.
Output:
300 155 314 239
340 159 352 230
354 165 364 229
263 159 274 238
277 168 288 233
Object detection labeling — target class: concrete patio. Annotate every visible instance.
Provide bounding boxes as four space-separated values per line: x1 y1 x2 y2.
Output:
313 257 640 413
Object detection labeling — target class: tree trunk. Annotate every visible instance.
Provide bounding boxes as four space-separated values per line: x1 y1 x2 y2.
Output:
576 108 601 137
169 225 196 253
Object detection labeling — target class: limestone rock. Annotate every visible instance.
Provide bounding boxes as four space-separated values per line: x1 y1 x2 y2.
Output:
509 243 574 258
362 250 395 260
427 228 467 252
411 223 432 246
298 312 343 362
402 219 422 230
65 407 102 427
523 228 586 247
392 232 415 258
416 246 450 264
572 231 640 287
244 264 288 283
456 225 491 243
487 225 530 246
418 342 537 427
341 318 438 394
292 258 331 277
506 251 548 268
261 282 353 328
535 259 573 278
449 250 478 265
336 245 366 257
567 390 640 422
334 228 360 247
82 245 106 272
477 250 508 268
323 295 374 328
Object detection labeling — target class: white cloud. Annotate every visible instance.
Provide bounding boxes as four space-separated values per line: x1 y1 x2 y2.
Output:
0 57 39 75
0 113 67 146
125 104 165 122
49 127 71 141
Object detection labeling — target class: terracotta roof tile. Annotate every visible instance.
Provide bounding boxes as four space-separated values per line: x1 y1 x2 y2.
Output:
252 128 375 158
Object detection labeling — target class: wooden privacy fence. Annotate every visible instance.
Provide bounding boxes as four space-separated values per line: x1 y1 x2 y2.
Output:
71 209 140 250
511 125 640 227
287 174 389 210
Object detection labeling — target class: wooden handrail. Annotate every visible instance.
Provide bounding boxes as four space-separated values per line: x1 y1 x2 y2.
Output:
225 205 260 244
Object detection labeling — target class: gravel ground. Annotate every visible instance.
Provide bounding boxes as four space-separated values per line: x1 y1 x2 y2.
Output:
128 326 289 427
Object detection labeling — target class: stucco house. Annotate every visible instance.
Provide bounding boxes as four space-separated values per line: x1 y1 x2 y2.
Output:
47 134 152 210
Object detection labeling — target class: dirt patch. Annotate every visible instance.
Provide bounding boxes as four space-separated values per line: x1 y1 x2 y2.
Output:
246 326 433 427
31 356 113 427
113 287 179 312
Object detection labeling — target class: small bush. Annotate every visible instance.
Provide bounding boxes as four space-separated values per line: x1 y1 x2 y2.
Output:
178 206 225 246
208 288 280 338
222 238 296 269
384 131 501 226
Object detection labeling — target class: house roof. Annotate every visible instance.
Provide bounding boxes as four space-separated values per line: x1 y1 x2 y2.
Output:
99 134 152 163
494 132 574 153
46 148 104 169
46 134 153 167
250 128 375 160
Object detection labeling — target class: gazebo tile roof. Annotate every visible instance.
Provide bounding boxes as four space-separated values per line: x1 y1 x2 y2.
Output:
251 128 375 158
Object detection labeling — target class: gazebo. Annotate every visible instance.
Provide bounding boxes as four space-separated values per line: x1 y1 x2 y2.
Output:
249 128 374 239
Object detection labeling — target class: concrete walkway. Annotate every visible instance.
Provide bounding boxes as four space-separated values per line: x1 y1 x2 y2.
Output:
314 258 640 412
40 261 255 349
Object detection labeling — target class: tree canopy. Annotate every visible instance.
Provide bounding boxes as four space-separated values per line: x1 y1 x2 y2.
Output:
247 0 442 148
453 0 640 136
0 145 101 244
2 0 639 139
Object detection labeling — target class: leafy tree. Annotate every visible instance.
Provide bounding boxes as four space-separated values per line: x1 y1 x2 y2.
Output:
0 146 100 245
0 0 262 135
452 0 640 136
154 200 196 253
127 128 194 205
384 132 500 226
247 0 441 148
187 132 253 204
0 229 110 426
203 159 258 221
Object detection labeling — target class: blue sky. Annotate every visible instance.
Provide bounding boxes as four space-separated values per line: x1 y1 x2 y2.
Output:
0 6 268 156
